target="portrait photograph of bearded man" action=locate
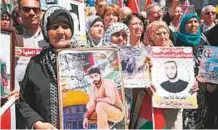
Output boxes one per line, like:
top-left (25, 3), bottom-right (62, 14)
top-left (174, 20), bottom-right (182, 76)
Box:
top-left (160, 61), bottom-right (188, 93)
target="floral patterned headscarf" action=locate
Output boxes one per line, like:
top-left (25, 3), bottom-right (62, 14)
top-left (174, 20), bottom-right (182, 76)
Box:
top-left (144, 21), bottom-right (173, 47)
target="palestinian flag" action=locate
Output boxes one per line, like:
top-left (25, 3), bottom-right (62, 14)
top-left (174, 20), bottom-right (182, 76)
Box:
top-left (127, 0), bottom-right (140, 13)
top-left (135, 95), bottom-right (166, 129)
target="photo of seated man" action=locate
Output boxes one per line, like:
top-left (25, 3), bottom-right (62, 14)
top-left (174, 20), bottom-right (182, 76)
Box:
top-left (83, 67), bottom-right (124, 129)
top-left (160, 61), bottom-right (188, 93)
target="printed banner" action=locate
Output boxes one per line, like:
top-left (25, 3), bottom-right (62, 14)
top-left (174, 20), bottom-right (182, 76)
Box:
top-left (199, 46), bottom-right (218, 84)
top-left (151, 47), bottom-right (197, 109)
top-left (15, 47), bottom-right (41, 82)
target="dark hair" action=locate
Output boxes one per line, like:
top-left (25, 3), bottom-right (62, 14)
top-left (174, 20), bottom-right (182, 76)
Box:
top-left (11, 7), bottom-right (20, 25)
top-left (165, 0), bottom-right (183, 8)
top-left (87, 67), bottom-right (101, 75)
top-left (18, 0), bottom-right (40, 9)
top-left (124, 13), bottom-right (145, 42)
top-left (165, 61), bottom-right (178, 69)
top-left (1, 11), bottom-right (11, 20)
top-left (124, 13), bottom-right (144, 26)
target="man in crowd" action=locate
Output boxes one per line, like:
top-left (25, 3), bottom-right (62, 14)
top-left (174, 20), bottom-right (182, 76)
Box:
top-left (120, 6), bottom-right (132, 22)
top-left (160, 61), bottom-right (188, 93)
top-left (146, 3), bottom-right (163, 23)
top-left (18, 0), bottom-right (45, 47)
top-left (83, 67), bottom-right (124, 129)
top-left (16, 0), bottom-right (48, 83)
top-left (15, 0), bottom-right (48, 128)
top-left (201, 5), bottom-right (217, 32)
top-left (95, 0), bottom-right (107, 17)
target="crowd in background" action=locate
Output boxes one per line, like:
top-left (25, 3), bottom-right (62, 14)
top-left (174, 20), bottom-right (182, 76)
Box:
top-left (1, 0), bottom-right (218, 129)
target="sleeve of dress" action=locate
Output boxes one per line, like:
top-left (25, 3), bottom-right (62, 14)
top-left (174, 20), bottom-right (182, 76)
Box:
top-left (16, 59), bottom-right (44, 128)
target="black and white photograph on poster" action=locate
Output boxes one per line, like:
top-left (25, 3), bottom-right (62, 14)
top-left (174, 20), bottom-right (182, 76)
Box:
top-left (157, 60), bottom-right (191, 94)
top-left (59, 0), bottom-right (86, 41)
top-left (57, 48), bottom-right (126, 129)
top-left (151, 47), bottom-right (197, 109)
top-left (160, 61), bottom-right (188, 93)
top-left (120, 47), bottom-right (151, 88)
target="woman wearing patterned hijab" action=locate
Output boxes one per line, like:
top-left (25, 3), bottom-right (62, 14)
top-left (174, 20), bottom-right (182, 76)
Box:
top-left (103, 22), bottom-right (130, 46)
top-left (17, 6), bottom-right (79, 129)
top-left (144, 20), bottom-right (173, 47)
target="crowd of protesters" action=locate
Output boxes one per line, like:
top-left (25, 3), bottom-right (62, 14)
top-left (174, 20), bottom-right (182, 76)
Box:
top-left (1, 0), bottom-right (218, 129)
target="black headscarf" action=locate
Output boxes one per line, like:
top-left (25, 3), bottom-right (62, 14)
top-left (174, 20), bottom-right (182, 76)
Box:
top-left (41, 6), bottom-right (74, 43)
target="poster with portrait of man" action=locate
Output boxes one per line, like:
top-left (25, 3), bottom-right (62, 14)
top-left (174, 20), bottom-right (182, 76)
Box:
top-left (120, 47), bottom-right (151, 88)
top-left (151, 47), bottom-right (197, 109)
top-left (198, 46), bottom-right (218, 84)
top-left (57, 48), bottom-right (126, 129)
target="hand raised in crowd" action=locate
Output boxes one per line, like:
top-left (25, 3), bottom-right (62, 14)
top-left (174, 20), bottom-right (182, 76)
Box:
top-left (83, 117), bottom-right (89, 129)
top-left (33, 121), bottom-right (57, 129)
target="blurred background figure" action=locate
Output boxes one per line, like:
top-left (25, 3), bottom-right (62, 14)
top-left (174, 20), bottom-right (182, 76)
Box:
top-left (120, 6), bottom-right (132, 22)
top-left (95, 0), bottom-right (107, 17)
top-left (11, 6), bottom-right (23, 34)
top-left (102, 4), bottom-right (120, 29)
top-left (146, 4), bottom-right (163, 23)
top-left (1, 11), bottom-right (11, 28)
top-left (163, 0), bottom-right (181, 25)
top-left (169, 6), bottom-right (183, 32)
top-left (85, 6), bottom-right (96, 16)
top-left (201, 5), bottom-right (217, 32)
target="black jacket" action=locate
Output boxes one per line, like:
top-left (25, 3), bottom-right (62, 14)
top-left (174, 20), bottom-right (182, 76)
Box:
top-left (204, 24), bottom-right (218, 46)
top-left (17, 49), bottom-right (57, 128)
